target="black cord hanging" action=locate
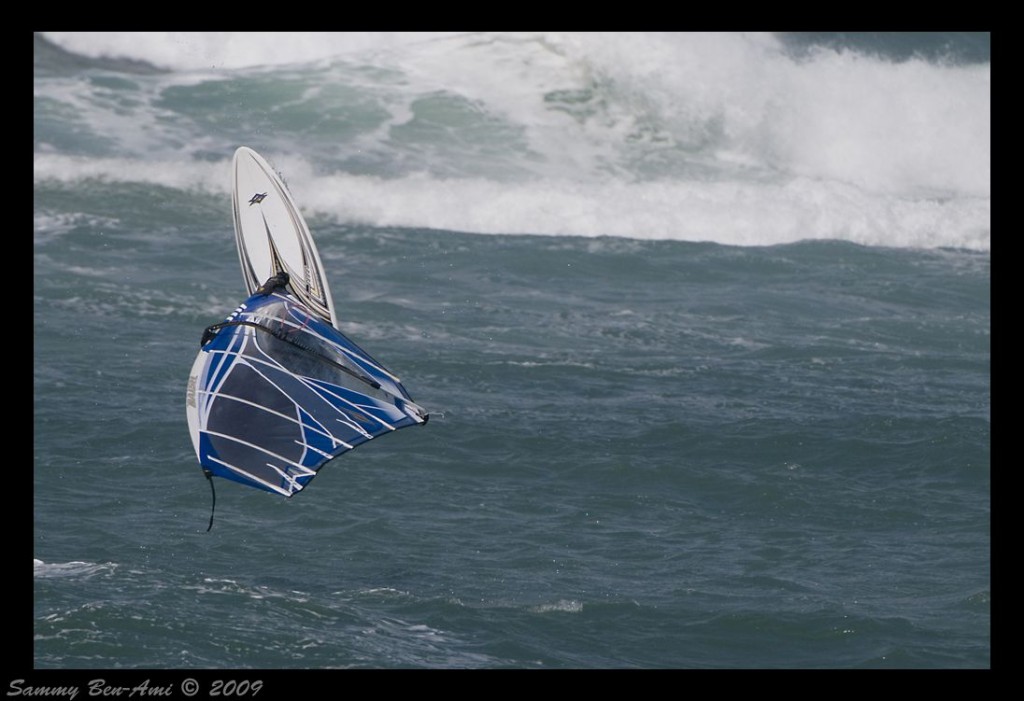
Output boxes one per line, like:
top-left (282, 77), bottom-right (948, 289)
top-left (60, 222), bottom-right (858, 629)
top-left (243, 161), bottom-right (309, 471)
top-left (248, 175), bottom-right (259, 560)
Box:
top-left (204, 470), bottom-right (217, 532)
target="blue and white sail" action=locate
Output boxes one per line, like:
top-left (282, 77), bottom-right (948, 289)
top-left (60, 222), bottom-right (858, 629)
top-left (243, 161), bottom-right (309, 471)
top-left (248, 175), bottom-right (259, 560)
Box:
top-left (186, 281), bottom-right (428, 498)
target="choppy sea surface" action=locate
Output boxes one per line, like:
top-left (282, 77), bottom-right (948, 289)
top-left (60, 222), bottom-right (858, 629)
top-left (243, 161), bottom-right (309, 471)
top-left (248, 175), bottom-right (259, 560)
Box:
top-left (32, 32), bottom-right (990, 672)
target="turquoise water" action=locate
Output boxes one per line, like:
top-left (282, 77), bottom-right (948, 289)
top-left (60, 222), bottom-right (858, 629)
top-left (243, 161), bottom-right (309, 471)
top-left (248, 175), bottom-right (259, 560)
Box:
top-left (32, 32), bottom-right (990, 672)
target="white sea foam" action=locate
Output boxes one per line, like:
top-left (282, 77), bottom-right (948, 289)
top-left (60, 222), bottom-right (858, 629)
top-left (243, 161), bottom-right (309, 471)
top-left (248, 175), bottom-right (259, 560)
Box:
top-left (34, 559), bottom-right (116, 578)
top-left (36, 32), bottom-right (990, 251)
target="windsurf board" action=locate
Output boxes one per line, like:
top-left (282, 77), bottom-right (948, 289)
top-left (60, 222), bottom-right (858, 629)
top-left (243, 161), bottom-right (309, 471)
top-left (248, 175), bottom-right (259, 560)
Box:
top-left (231, 146), bottom-right (339, 329)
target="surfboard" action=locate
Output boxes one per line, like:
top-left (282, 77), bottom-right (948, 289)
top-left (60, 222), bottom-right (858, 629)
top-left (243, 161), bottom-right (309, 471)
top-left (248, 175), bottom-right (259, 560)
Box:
top-left (231, 146), bottom-right (339, 329)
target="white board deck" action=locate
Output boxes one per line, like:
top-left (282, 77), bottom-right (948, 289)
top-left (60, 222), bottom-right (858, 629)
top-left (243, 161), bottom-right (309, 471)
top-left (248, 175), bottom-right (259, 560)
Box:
top-left (231, 147), bottom-right (338, 328)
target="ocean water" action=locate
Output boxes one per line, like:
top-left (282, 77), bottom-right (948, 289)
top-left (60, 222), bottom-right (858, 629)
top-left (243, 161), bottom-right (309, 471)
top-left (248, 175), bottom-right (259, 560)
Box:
top-left (32, 32), bottom-right (989, 672)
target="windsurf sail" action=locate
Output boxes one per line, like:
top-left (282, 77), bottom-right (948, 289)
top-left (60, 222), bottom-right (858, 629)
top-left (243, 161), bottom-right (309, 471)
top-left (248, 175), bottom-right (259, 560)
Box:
top-left (186, 274), bottom-right (428, 519)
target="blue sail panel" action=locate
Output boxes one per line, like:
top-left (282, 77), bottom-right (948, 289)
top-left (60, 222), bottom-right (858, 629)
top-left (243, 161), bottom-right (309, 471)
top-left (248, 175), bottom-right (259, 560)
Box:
top-left (186, 291), bottom-right (427, 497)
